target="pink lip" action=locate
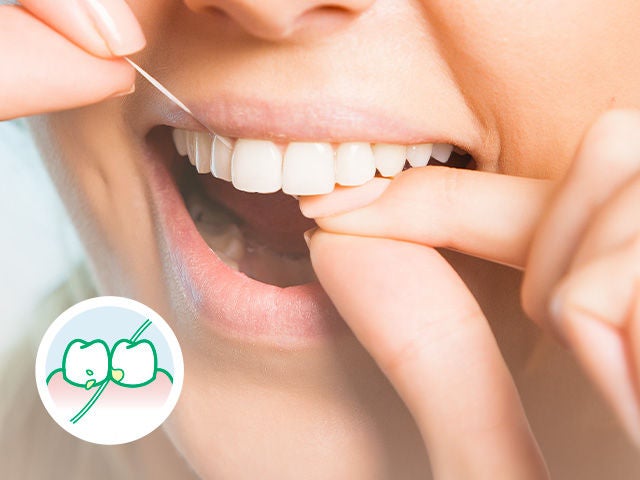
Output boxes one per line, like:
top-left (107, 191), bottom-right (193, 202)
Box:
top-left (142, 94), bottom-right (458, 146)
top-left (147, 154), bottom-right (347, 348)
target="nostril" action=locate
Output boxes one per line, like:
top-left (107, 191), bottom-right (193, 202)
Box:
top-left (185, 1), bottom-right (369, 42)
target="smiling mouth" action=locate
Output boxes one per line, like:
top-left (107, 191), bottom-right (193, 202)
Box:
top-left (162, 127), bottom-right (474, 288)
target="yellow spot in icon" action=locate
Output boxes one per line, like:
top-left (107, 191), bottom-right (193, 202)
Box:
top-left (85, 379), bottom-right (96, 390)
top-left (111, 369), bottom-right (124, 382)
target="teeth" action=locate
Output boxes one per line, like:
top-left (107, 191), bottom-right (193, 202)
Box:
top-left (172, 129), bottom-right (188, 156)
top-left (431, 143), bottom-right (454, 163)
top-left (282, 142), bottom-right (335, 195)
top-left (172, 129), bottom-right (467, 195)
top-left (62, 339), bottom-right (109, 389)
top-left (111, 339), bottom-right (157, 387)
top-left (373, 143), bottom-right (407, 177)
top-left (211, 135), bottom-right (233, 181)
top-left (232, 139), bottom-right (283, 193)
top-left (335, 142), bottom-right (376, 186)
top-left (406, 143), bottom-right (433, 167)
top-left (186, 131), bottom-right (213, 173)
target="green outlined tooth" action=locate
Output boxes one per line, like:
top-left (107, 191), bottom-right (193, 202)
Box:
top-left (62, 339), bottom-right (110, 389)
top-left (110, 339), bottom-right (158, 387)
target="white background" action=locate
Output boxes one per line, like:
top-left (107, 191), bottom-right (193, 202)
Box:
top-left (0, 119), bottom-right (82, 354)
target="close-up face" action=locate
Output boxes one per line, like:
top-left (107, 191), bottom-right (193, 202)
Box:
top-left (27, 0), bottom-right (640, 477)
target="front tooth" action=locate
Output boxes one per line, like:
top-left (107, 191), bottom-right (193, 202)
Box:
top-left (431, 143), bottom-right (454, 163)
top-left (172, 129), bottom-right (188, 156)
top-left (406, 143), bottom-right (433, 167)
top-left (111, 339), bottom-right (157, 387)
top-left (62, 339), bottom-right (109, 389)
top-left (232, 139), bottom-right (282, 193)
top-left (335, 142), bottom-right (376, 186)
top-left (282, 142), bottom-right (335, 195)
top-left (211, 135), bottom-right (233, 181)
top-left (373, 144), bottom-right (407, 177)
top-left (187, 131), bottom-right (213, 173)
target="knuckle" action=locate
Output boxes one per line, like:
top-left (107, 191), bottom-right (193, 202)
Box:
top-left (380, 305), bottom-right (483, 378)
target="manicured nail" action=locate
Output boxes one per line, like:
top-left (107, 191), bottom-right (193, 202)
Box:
top-left (112, 83), bottom-right (136, 98)
top-left (303, 227), bottom-right (318, 248)
top-left (78, 0), bottom-right (147, 56)
top-left (299, 177), bottom-right (391, 219)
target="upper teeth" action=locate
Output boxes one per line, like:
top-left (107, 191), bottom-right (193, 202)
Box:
top-left (172, 129), bottom-right (456, 196)
top-left (62, 339), bottom-right (110, 389)
top-left (111, 339), bottom-right (157, 387)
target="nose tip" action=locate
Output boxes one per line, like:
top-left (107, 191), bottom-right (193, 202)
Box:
top-left (184, 0), bottom-right (375, 41)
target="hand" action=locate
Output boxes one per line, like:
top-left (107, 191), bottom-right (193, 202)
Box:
top-left (300, 109), bottom-right (640, 477)
top-left (0, 0), bottom-right (146, 120)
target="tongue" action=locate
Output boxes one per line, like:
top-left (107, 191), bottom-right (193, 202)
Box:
top-left (198, 176), bottom-right (316, 255)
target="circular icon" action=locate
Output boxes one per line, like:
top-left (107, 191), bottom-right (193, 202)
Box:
top-left (35, 296), bottom-right (184, 445)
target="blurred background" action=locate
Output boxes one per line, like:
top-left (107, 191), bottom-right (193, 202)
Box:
top-left (0, 119), bottom-right (83, 354)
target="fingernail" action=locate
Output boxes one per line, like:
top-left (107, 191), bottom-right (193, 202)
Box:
top-left (303, 227), bottom-right (318, 248)
top-left (112, 83), bottom-right (136, 98)
top-left (78, 0), bottom-right (147, 56)
top-left (299, 177), bottom-right (391, 219)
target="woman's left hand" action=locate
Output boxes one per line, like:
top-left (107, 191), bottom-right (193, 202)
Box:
top-left (300, 109), bottom-right (640, 475)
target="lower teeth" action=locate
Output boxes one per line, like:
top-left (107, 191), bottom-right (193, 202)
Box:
top-left (186, 191), bottom-right (317, 287)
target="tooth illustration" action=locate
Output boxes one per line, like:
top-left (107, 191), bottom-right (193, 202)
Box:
top-left (110, 339), bottom-right (157, 387)
top-left (62, 339), bottom-right (110, 390)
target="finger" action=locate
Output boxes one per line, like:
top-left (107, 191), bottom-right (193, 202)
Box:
top-left (522, 110), bottom-right (640, 328)
top-left (20, 0), bottom-right (146, 58)
top-left (551, 238), bottom-right (640, 446)
top-left (300, 168), bottom-right (554, 270)
top-left (570, 173), bottom-right (640, 270)
top-left (308, 231), bottom-right (549, 479)
top-left (0, 6), bottom-right (136, 120)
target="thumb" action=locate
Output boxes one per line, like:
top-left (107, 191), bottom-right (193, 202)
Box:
top-left (300, 167), bottom-right (554, 270)
top-left (308, 230), bottom-right (548, 479)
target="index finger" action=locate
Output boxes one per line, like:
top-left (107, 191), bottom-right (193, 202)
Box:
top-left (308, 231), bottom-right (549, 478)
top-left (20, 0), bottom-right (146, 58)
top-left (300, 167), bottom-right (554, 270)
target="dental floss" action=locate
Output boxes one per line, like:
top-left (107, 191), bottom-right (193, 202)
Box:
top-left (124, 57), bottom-right (232, 148)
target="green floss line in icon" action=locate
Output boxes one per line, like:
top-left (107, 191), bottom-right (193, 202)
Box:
top-left (45, 319), bottom-right (173, 424)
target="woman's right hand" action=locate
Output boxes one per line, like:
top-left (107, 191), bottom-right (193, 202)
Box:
top-left (0, 0), bottom-right (145, 121)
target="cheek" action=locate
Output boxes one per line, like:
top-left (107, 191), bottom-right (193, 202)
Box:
top-left (424, 0), bottom-right (640, 179)
top-left (28, 110), bottom-right (165, 299)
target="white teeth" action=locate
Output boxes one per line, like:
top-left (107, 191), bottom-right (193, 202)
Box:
top-left (431, 143), bottom-right (454, 163)
top-left (282, 142), bottom-right (335, 195)
top-left (62, 340), bottom-right (109, 389)
top-left (203, 224), bottom-right (245, 263)
top-left (172, 129), bottom-right (188, 156)
top-left (211, 135), bottom-right (233, 181)
top-left (232, 139), bottom-right (283, 193)
top-left (174, 129), bottom-right (467, 195)
top-left (111, 339), bottom-right (157, 387)
top-left (406, 143), bottom-right (433, 168)
top-left (186, 131), bottom-right (213, 173)
top-left (373, 143), bottom-right (407, 177)
top-left (335, 142), bottom-right (376, 186)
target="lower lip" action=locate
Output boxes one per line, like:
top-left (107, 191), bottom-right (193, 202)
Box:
top-left (148, 154), bottom-right (348, 348)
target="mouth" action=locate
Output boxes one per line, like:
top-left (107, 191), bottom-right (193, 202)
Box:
top-left (145, 120), bottom-right (474, 346)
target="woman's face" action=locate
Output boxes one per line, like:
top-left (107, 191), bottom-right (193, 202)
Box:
top-left (31, 0), bottom-right (640, 477)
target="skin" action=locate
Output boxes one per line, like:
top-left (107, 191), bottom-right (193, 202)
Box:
top-left (2, 0), bottom-right (640, 478)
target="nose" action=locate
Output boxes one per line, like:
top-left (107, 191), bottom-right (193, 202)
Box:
top-left (183, 0), bottom-right (375, 41)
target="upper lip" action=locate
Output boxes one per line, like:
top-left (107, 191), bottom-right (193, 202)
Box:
top-left (134, 91), bottom-right (478, 153)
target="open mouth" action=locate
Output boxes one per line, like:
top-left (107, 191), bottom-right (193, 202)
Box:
top-left (168, 128), bottom-right (474, 288)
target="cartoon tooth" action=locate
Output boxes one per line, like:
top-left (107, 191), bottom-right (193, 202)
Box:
top-left (62, 339), bottom-right (110, 389)
top-left (110, 339), bottom-right (157, 387)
